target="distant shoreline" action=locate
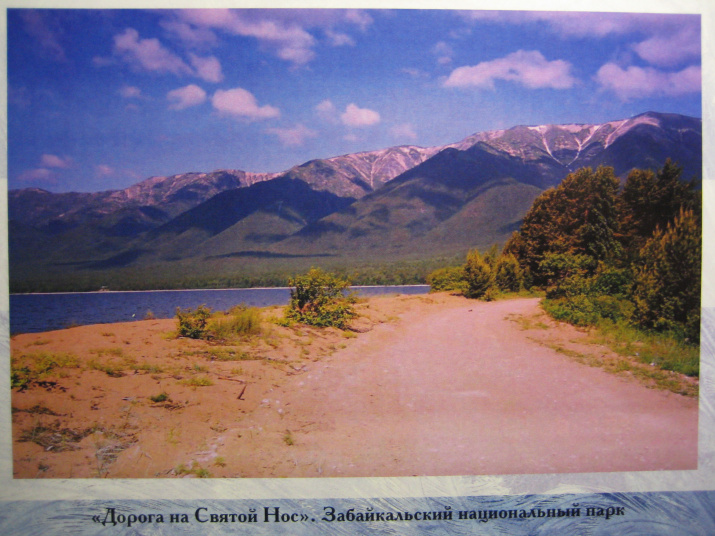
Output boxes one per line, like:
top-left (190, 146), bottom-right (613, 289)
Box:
top-left (10, 284), bottom-right (430, 297)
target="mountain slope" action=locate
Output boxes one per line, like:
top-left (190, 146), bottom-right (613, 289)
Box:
top-left (113, 177), bottom-right (354, 265)
top-left (280, 145), bottom-right (442, 199)
top-left (9, 169), bottom-right (277, 232)
top-left (274, 112), bottom-right (701, 258)
top-left (9, 111), bottom-right (702, 290)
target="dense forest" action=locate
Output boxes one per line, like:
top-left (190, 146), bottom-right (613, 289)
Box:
top-left (430, 159), bottom-right (701, 349)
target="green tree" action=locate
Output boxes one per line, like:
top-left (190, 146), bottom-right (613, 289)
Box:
top-left (631, 207), bottom-right (701, 342)
top-left (463, 249), bottom-right (493, 299)
top-left (427, 265), bottom-right (467, 293)
top-left (494, 253), bottom-right (522, 292)
top-left (509, 166), bottom-right (620, 285)
top-left (618, 159), bottom-right (699, 257)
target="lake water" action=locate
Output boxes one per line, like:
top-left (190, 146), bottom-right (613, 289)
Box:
top-left (9, 285), bottom-right (430, 334)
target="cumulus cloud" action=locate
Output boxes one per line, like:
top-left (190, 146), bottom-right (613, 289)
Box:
top-left (444, 50), bottom-right (576, 90)
top-left (390, 123), bottom-right (418, 141)
top-left (40, 154), bottom-right (72, 168)
top-left (212, 87), bottom-right (280, 120)
top-left (266, 124), bottom-right (317, 146)
top-left (633, 25), bottom-right (701, 67)
top-left (341, 103), bottom-right (380, 127)
top-left (113, 28), bottom-right (192, 76)
top-left (189, 54), bottom-right (223, 83)
top-left (595, 63), bottom-right (701, 101)
top-left (167, 84), bottom-right (207, 110)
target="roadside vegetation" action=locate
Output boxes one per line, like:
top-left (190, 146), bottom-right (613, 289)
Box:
top-left (284, 268), bottom-right (357, 329)
top-left (429, 160), bottom-right (701, 380)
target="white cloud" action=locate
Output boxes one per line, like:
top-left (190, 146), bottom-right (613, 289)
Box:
top-left (444, 50), bottom-right (576, 90)
top-left (462, 11), bottom-right (664, 38)
top-left (345, 10), bottom-right (373, 32)
top-left (96, 164), bottom-right (115, 177)
top-left (168, 84), bottom-right (207, 110)
top-left (266, 124), bottom-right (317, 146)
top-left (119, 85), bottom-right (142, 99)
top-left (390, 123), bottom-right (418, 141)
top-left (325, 29), bottom-right (355, 47)
top-left (160, 19), bottom-right (218, 48)
top-left (595, 63), bottom-right (701, 101)
top-left (460, 11), bottom-right (700, 68)
top-left (163, 9), bottom-right (374, 67)
top-left (315, 99), bottom-right (336, 115)
top-left (314, 99), bottom-right (340, 124)
top-left (17, 167), bottom-right (56, 185)
top-left (633, 25), bottom-right (700, 67)
top-left (189, 54), bottom-right (224, 83)
top-left (173, 10), bottom-right (316, 67)
top-left (92, 56), bottom-right (114, 67)
top-left (433, 41), bottom-right (453, 65)
top-left (19, 10), bottom-right (66, 62)
top-left (113, 28), bottom-right (192, 76)
top-left (341, 103), bottom-right (380, 127)
top-left (40, 154), bottom-right (72, 168)
top-left (402, 67), bottom-right (429, 79)
top-left (212, 87), bottom-right (280, 120)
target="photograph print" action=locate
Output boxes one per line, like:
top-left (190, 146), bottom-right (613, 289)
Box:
top-left (7, 8), bottom-right (702, 479)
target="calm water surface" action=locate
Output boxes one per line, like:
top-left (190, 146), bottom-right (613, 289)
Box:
top-left (10, 286), bottom-right (430, 334)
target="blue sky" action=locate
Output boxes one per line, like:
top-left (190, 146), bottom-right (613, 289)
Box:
top-left (7, 8), bottom-right (702, 193)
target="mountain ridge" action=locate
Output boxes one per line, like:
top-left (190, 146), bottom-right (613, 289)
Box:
top-left (9, 111), bottom-right (702, 291)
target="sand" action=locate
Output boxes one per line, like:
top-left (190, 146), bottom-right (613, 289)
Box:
top-left (10, 293), bottom-right (698, 478)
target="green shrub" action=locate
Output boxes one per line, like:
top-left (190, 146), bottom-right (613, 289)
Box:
top-left (180, 376), bottom-right (214, 387)
top-left (543, 294), bottom-right (634, 327)
top-left (427, 265), bottom-right (466, 293)
top-left (463, 250), bottom-right (493, 299)
top-left (176, 305), bottom-right (212, 339)
top-left (591, 295), bottom-right (634, 323)
top-left (543, 295), bottom-right (599, 326)
top-left (286, 268), bottom-right (357, 329)
top-left (149, 392), bottom-right (169, 403)
top-left (590, 265), bottom-right (633, 298)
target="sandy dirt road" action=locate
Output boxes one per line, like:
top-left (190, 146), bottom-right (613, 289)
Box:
top-left (228, 296), bottom-right (698, 477)
top-left (12, 294), bottom-right (698, 478)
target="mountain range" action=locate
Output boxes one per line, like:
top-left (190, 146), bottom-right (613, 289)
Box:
top-left (9, 111), bottom-right (702, 291)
